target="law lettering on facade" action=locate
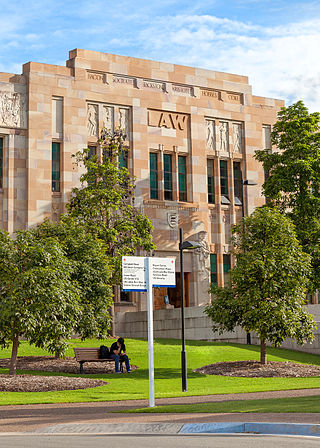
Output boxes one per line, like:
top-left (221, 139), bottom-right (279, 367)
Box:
top-left (148, 110), bottom-right (188, 131)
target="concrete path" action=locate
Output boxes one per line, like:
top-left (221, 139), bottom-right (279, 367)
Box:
top-left (0, 388), bottom-right (320, 433)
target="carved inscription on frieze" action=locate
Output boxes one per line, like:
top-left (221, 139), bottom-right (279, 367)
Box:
top-left (228, 93), bottom-right (241, 103)
top-left (201, 89), bottom-right (220, 99)
top-left (172, 85), bottom-right (192, 96)
top-left (87, 72), bottom-right (104, 81)
top-left (143, 80), bottom-right (164, 91)
top-left (201, 89), bottom-right (243, 104)
top-left (0, 92), bottom-right (27, 128)
top-left (113, 76), bottom-right (135, 85)
top-left (148, 110), bottom-right (188, 131)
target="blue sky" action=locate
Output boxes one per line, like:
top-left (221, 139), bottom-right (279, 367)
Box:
top-left (1, 0), bottom-right (320, 110)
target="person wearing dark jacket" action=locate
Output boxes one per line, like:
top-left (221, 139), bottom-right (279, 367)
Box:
top-left (109, 337), bottom-right (131, 373)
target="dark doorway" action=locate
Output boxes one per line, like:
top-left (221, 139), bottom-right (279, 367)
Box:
top-left (168, 272), bottom-right (189, 308)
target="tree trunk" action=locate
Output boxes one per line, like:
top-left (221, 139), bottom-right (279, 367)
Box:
top-left (110, 285), bottom-right (116, 337)
top-left (260, 338), bottom-right (267, 364)
top-left (9, 335), bottom-right (19, 376)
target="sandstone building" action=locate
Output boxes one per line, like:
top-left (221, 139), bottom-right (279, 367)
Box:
top-left (0, 49), bottom-right (285, 313)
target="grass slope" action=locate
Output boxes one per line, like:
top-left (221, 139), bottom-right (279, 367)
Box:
top-left (0, 338), bottom-right (320, 406)
top-left (126, 395), bottom-right (320, 414)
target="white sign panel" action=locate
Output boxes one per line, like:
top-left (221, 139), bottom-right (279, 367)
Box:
top-left (122, 256), bottom-right (176, 291)
top-left (151, 257), bottom-right (175, 287)
top-left (122, 256), bottom-right (147, 291)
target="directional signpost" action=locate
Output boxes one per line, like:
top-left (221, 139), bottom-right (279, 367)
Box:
top-left (122, 256), bottom-right (175, 407)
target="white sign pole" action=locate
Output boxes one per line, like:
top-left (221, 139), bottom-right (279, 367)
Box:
top-left (122, 255), bottom-right (175, 409)
top-left (146, 256), bottom-right (155, 407)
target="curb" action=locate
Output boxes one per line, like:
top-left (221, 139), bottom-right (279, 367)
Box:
top-left (27, 422), bottom-right (320, 437)
top-left (180, 422), bottom-right (320, 437)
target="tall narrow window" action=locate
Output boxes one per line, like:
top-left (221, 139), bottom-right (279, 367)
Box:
top-left (150, 153), bottom-right (158, 199)
top-left (0, 138), bottom-right (3, 189)
top-left (223, 254), bottom-right (231, 285)
top-left (87, 146), bottom-right (97, 186)
top-left (119, 149), bottom-right (128, 169)
top-left (220, 160), bottom-right (230, 204)
top-left (210, 254), bottom-right (217, 285)
top-left (207, 159), bottom-right (215, 204)
top-left (52, 142), bottom-right (61, 192)
top-left (164, 153), bottom-right (173, 200)
top-left (233, 161), bottom-right (242, 205)
top-left (88, 145), bottom-right (97, 160)
top-left (262, 125), bottom-right (271, 150)
top-left (178, 156), bottom-right (187, 201)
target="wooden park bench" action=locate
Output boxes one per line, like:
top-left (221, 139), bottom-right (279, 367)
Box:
top-left (73, 347), bottom-right (123, 374)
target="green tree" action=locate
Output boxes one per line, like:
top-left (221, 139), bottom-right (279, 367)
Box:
top-left (255, 101), bottom-right (320, 290)
top-left (67, 129), bottom-right (155, 286)
top-left (0, 229), bottom-right (80, 375)
top-left (31, 218), bottom-right (113, 340)
top-left (205, 207), bottom-right (316, 364)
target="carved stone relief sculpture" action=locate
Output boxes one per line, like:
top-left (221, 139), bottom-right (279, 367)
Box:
top-left (205, 119), bottom-right (215, 150)
top-left (87, 104), bottom-right (98, 136)
top-left (194, 230), bottom-right (210, 274)
top-left (0, 92), bottom-right (27, 128)
top-left (192, 230), bottom-right (211, 304)
top-left (119, 108), bottom-right (129, 136)
top-left (233, 123), bottom-right (242, 153)
top-left (167, 211), bottom-right (178, 228)
top-left (103, 106), bottom-right (114, 131)
top-left (218, 121), bottom-right (229, 152)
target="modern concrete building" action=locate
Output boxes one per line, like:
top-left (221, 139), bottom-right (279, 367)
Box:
top-left (0, 48), bottom-right (287, 315)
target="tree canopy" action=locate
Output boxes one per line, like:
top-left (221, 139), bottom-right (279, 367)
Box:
top-left (0, 219), bottom-right (113, 375)
top-left (31, 218), bottom-right (113, 340)
top-left (0, 228), bottom-right (80, 375)
top-left (255, 100), bottom-right (320, 290)
top-left (205, 207), bottom-right (316, 364)
top-left (67, 129), bottom-right (155, 285)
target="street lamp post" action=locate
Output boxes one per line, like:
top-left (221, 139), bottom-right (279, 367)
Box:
top-left (179, 228), bottom-right (201, 392)
top-left (241, 179), bottom-right (257, 345)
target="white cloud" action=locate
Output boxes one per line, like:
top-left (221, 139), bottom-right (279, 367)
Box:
top-left (134, 14), bottom-right (320, 111)
top-left (1, 2), bottom-right (320, 111)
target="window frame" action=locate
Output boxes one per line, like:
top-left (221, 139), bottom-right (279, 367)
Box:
top-left (207, 158), bottom-right (215, 204)
top-left (52, 142), bottom-right (61, 193)
top-left (210, 253), bottom-right (217, 285)
top-left (220, 160), bottom-right (230, 204)
top-left (163, 153), bottom-right (173, 201)
top-left (223, 254), bottom-right (231, 285)
top-left (233, 161), bottom-right (242, 205)
top-left (178, 155), bottom-right (187, 202)
top-left (149, 152), bottom-right (159, 200)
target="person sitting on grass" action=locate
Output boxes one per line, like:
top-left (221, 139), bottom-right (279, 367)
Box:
top-left (110, 337), bottom-right (131, 373)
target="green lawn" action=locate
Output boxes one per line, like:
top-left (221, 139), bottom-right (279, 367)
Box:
top-left (125, 395), bottom-right (320, 414)
top-left (0, 338), bottom-right (320, 406)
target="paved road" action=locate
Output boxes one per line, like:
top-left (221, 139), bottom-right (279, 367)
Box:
top-left (0, 434), bottom-right (319, 448)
